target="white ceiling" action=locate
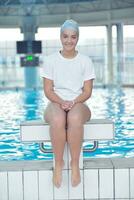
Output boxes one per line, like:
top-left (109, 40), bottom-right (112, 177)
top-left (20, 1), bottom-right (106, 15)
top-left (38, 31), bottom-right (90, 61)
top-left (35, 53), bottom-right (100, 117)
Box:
top-left (0, 0), bottom-right (134, 28)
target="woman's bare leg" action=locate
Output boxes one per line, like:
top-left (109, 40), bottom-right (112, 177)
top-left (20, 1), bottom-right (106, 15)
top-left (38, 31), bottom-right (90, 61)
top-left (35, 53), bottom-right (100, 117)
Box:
top-left (67, 103), bottom-right (91, 187)
top-left (44, 103), bottom-right (66, 188)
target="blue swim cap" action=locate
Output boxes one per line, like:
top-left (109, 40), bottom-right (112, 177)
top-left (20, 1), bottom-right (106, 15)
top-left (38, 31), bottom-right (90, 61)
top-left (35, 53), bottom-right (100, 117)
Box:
top-left (60, 19), bottom-right (79, 35)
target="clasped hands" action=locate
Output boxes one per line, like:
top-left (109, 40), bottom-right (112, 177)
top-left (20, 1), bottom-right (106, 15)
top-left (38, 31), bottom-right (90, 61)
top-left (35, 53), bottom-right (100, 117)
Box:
top-left (61, 100), bottom-right (75, 111)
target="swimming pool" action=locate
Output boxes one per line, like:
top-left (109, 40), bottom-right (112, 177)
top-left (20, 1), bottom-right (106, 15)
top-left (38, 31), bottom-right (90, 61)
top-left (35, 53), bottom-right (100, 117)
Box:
top-left (0, 87), bottom-right (134, 160)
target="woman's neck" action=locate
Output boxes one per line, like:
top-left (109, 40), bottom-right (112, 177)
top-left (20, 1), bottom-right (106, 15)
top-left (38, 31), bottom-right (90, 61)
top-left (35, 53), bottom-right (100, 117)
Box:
top-left (60, 50), bottom-right (78, 59)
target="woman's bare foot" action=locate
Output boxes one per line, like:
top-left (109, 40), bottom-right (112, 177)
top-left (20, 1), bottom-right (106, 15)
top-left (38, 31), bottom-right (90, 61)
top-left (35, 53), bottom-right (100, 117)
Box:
top-left (70, 161), bottom-right (81, 187)
top-left (53, 160), bottom-right (64, 188)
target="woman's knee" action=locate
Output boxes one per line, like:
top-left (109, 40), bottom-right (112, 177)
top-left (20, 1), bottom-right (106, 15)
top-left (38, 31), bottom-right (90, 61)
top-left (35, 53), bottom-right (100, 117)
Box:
top-left (67, 112), bottom-right (83, 127)
top-left (67, 104), bottom-right (91, 127)
top-left (51, 114), bottom-right (66, 127)
top-left (45, 103), bottom-right (66, 126)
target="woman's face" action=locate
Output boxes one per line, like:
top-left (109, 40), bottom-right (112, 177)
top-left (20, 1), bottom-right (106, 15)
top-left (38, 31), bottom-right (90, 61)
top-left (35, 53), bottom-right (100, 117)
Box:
top-left (60, 29), bottom-right (79, 52)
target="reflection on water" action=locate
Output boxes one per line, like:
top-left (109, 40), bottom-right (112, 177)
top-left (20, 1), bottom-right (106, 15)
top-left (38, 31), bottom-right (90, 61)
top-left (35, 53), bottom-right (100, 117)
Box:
top-left (0, 87), bottom-right (134, 160)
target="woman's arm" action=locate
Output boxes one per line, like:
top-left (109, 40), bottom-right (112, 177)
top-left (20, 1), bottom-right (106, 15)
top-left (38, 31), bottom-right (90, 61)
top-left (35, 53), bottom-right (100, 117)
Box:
top-left (73, 79), bottom-right (93, 104)
top-left (43, 78), bottom-right (74, 110)
top-left (43, 78), bottom-right (63, 104)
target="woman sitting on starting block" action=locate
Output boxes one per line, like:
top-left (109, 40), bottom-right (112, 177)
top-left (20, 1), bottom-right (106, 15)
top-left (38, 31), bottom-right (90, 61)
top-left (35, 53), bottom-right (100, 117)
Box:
top-left (42, 19), bottom-right (95, 188)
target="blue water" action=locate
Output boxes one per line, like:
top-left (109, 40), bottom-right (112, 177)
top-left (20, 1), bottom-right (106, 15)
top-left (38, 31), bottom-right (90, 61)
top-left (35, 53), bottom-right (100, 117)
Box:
top-left (0, 87), bottom-right (134, 161)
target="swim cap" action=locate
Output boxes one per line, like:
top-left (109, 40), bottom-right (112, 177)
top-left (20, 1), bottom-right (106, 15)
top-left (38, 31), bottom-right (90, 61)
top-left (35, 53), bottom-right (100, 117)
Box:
top-left (60, 19), bottom-right (79, 35)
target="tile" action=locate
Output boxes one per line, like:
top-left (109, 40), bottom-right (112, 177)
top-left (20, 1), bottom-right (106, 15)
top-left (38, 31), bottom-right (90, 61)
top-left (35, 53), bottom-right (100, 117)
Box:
top-left (69, 170), bottom-right (83, 199)
top-left (23, 171), bottom-right (38, 200)
top-left (39, 170), bottom-right (53, 200)
top-left (84, 158), bottom-right (113, 169)
top-left (0, 160), bottom-right (53, 171)
top-left (130, 168), bottom-right (134, 198)
top-left (111, 158), bottom-right (134, 168)
top-left (99, 169), bottom-right (114, 199)
top-left (115, 169), bottom-right (129, 199)
top-left (0, 172), bottom-right (8, 200)
top-left (8, 171), bottom-right (23, 200)
top-left (54, 170), bottom-right (68, 200)
top-left (84, 169), bottom-right (98, 199)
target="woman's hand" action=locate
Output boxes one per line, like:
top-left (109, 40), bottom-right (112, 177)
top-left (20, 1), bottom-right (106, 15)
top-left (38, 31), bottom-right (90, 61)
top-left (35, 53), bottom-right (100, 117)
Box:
top-left (61, 100), bottom-right (75, 111)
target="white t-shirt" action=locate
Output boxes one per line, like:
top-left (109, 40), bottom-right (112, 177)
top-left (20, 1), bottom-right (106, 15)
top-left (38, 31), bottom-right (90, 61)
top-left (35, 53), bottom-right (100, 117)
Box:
top-left (42, 52), bottom-right (95, 101)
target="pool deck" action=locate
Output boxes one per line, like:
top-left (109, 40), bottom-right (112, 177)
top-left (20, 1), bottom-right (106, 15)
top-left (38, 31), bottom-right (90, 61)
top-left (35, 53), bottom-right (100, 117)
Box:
top-left (0, 157), bottom-right (134, 170)
top-left (0, 157), bottom-right (134, 200)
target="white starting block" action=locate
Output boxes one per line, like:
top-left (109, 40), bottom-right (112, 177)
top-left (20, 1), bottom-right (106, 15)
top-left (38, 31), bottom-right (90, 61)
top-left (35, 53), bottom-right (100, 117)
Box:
top-left (20, 119), bottom-right (114, 142)
top-left (20, 119), bottom-right (114, 199)
top-left (20, 119), bottom-right (114, 168)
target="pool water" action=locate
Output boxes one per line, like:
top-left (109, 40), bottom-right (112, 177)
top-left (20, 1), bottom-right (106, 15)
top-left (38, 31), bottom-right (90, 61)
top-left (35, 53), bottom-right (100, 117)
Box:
top-left (0, 87), bottom-right (134, 160)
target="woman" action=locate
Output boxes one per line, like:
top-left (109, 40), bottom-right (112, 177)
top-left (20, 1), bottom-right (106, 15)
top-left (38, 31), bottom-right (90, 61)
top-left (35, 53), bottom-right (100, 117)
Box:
top-left (42, 19), bottom-right (95, 188)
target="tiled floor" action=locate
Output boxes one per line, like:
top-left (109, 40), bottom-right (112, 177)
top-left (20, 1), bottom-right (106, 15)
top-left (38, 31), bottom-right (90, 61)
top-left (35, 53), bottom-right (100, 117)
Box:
top-left (0, 158), bottom-right (134, 200)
